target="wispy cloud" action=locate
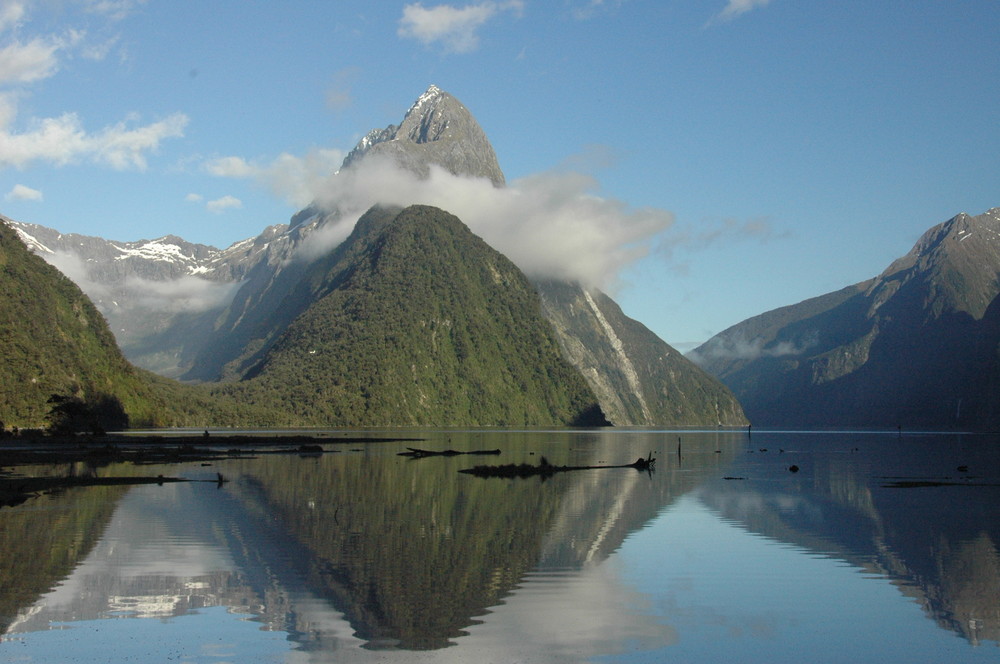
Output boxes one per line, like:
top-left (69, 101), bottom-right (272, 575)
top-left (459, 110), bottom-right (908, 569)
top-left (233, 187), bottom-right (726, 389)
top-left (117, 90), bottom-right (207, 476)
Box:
top-left (0, 1), bottom-right (27, 33)
top-left (398, 1), bottom-right (524, 54)
top-left (45, 249), bottom-right (241, 314)
top-left (0, 106), bottom-right (188, 170)
top-left (83, 0), bottom-right (149, 22)
top-left (0, 1), bottom-right (185, 170)
top-left (688, 330), bottom-right (817, 365)
top-left (206, 195), bottom-right (242, 213)
top-left (205, 148), bottom-right (345, 208)
top-left (570, 0), bottom-right (625, 21)
top-left (0, 36), bottom-right (62, 84)
top-left (5, 183), bottom-right (41, 201)
top-left (288, 154), bottom-right (673, 290)
top-left (325, 66), bottom-right (360, 112)
top-left (708, 0), bottom-right (772, 25)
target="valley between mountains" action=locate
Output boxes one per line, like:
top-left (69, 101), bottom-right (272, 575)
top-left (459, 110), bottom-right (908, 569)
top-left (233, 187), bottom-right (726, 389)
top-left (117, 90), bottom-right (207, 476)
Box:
top-left (2, 86), bottom-right (997, 431)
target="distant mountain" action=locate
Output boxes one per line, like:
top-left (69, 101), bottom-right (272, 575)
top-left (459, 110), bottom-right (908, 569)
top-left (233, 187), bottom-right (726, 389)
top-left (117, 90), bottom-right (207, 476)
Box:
top-left (0, 218), bottom-right (187, 428)
top-left (6, 85), bottom-right (746, 427)
top-left (213, 204), bottom-right (608, 427)
top-left (8, 219), bottom-right (282, 377)
top-left (693, 208), bottom-right (1000, 430)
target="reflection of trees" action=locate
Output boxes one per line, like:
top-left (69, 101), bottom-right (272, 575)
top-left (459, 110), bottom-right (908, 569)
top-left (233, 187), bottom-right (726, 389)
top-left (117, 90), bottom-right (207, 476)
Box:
top-left (227, 449), bottom-right (566, 649)
top-left (697, 437), bottom-right (1000, 646)
top-left (225, 431), bottom-right (731, 650)
top-left (0, 480), bottom-right (127, 632)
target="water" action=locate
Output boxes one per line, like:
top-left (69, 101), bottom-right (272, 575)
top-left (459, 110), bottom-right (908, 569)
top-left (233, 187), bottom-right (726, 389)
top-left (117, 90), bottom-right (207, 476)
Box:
top-left (1, 429), bottom-right (998, 662)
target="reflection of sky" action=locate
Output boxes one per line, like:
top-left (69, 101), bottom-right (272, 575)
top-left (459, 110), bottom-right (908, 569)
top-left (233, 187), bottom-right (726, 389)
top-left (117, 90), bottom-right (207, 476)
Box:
top-left (3, 607), bottom-right (291, 663)
top-left (610, 494), bottom-right (990, 664)
top-left (4, 460), bottom-right (998, 663)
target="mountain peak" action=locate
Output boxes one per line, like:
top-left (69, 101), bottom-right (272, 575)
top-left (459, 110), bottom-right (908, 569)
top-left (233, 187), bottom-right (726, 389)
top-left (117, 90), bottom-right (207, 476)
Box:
top-left (341, 86), bottom-right (505, 186)
top-left (407, 84), bottom-right (445, 115)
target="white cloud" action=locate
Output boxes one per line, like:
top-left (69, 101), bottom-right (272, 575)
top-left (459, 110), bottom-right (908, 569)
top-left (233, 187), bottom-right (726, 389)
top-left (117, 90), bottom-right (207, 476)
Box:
top-left (83, 0), bottom-right (148, 21)
top-left (0, 109), bottom-right (188, 170)
top-left (124, 273), bottom-right (242, 313)
top-left (44, 249), bottom-right (241, 314)
top-left (302, 154), bottom-right (673, 290)
top-left (570, 0), bottom-right (625, 21)
top-left (206, 148), bottom-right (345, 208)
top-left (0, 37), bottom-right (61, 84)
top-left (710, 0), bottom-right (772, 24)
top-left (688, 330), bottom-right (817, 365)
top-left (398, 1), bottom-right (524, 54)
top-left (0, 1), bottom-right (27, 33)
top-left (5, 182), bottom-right (41, 200)
top-left (206, 195), bottom-right (242, 213)
top-left (206, 155), bottom-right (256, 178)
top-left (184, 192), bottom-right (203, 203)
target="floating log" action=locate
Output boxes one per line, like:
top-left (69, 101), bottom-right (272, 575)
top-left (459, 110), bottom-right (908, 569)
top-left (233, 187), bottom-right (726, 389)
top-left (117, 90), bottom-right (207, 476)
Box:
top-left (398, 447), bottom-right (501, 458)
top-left (459, 453), bottom-right (655, 478)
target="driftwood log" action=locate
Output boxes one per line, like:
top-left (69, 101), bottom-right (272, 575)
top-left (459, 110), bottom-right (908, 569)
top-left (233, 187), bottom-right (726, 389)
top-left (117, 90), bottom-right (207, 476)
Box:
top-left (459, 452), bottom-right (655, 478)
top-left (398, 447), bottom-right (501, 458)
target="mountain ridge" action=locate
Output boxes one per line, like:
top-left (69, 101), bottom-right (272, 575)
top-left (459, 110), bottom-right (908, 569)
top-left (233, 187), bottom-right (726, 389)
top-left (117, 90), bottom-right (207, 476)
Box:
top-left (4, 85), bottom-right (746, 427)
top-left (694, 207), bottom-right (1000, 430)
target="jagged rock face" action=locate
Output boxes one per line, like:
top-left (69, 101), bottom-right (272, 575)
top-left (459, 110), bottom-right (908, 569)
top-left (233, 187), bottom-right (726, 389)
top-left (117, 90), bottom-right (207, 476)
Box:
top-left (536, 280), bottom-right (747, 426)
top-left (341, 85), bottom-right (506, 187)
top-left (694, 208), bottom-right (1000, 430)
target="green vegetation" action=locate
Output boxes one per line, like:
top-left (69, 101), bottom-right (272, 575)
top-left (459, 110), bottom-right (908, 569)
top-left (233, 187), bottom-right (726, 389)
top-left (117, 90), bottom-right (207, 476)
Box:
top-left (0, 220), bottom-right (245, 430)
top-left (214, 205), bottom-right (607, 426)
top-left (0, 221), bottom-right (157, 428)
top-left (1, 208), bottom-right (608, 430)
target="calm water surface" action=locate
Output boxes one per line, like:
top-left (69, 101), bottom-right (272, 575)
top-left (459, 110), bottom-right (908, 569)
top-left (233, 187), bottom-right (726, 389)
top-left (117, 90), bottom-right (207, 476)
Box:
top-left (1, 429), bottom-right (998, 662)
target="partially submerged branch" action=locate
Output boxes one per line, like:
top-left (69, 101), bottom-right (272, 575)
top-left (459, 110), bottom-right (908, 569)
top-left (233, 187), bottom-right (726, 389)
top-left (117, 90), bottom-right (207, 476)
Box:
top-left (459, 452), bottom-right (655, 478)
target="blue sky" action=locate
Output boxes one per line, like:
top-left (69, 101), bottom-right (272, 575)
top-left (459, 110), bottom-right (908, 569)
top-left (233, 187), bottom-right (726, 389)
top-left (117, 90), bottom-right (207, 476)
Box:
top-left (1, 0), bottom-right (998, 349)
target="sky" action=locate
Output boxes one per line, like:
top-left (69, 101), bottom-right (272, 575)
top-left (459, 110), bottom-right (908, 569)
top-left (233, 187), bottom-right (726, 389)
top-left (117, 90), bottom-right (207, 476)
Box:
top-left (0, 0), bottom-right (998, 350)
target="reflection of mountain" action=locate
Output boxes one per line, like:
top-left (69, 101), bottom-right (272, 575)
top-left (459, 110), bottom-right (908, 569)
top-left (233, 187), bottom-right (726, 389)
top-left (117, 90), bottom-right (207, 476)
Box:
top-left (0, 482), bottom-right (126, 632)
top-left (696, 435), bottom-right (1000, 646)
top-left (2, 433), bottom-right (746, 656)
top-left (223, 432), bottom-right (709, 649)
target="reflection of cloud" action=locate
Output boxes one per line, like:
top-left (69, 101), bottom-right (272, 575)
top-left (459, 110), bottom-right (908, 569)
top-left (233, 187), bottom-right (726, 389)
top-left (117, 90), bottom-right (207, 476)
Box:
top-left (282, 560), bottom-right (674, 664)
top-left (398, 1), bottom-right (524, 54)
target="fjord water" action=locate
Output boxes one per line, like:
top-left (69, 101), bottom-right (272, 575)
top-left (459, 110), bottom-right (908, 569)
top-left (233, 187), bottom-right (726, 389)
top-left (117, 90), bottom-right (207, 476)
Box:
top-left (1, 430), bottom-right (998, 663)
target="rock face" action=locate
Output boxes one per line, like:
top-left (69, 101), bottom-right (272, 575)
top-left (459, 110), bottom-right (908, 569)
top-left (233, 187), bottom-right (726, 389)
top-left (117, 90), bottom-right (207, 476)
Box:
top-left (7, 86), bottom-right (746, 427)
top-left (341, 85), bottom-right (505, 187)
top-left (693, 208), bottom-right (1000, 430)
top-left (537, 280), bottom-right (746, 426)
